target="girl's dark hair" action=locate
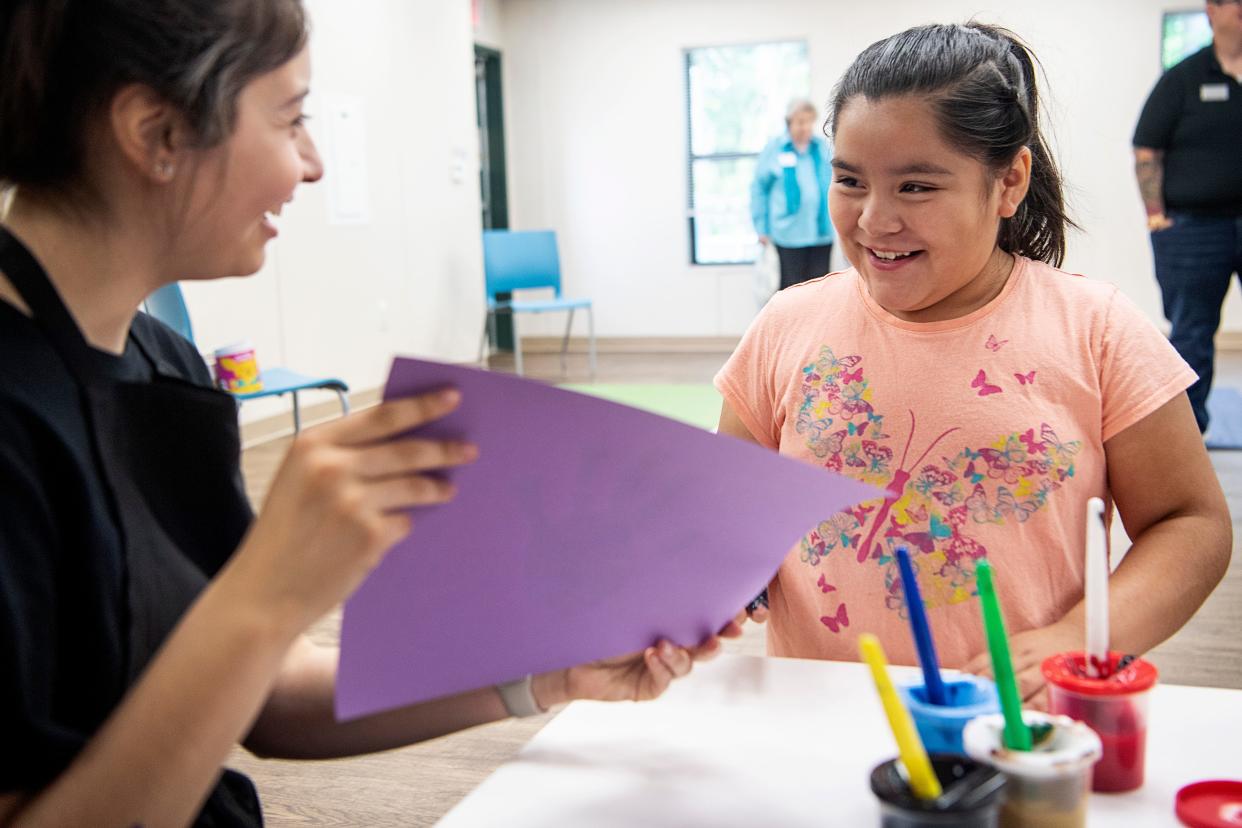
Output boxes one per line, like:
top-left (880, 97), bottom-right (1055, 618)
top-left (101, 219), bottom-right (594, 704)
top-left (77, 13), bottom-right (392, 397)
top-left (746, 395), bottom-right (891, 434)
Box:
top-left (829, 23), bottom-right (1076, 266)
top-left (0, 0), bottom-right (307, 193)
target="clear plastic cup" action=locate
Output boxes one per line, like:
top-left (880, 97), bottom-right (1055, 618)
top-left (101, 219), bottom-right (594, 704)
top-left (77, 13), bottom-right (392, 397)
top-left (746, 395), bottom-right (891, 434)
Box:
top-left (869, 754), bottom-right (1007, 827)
top-left (1041, 651), bottom-right (1158, 794)
top-left (963, 711), bottom-right (1102, 828)
top-left (899, 674), bottom-right (999, 755)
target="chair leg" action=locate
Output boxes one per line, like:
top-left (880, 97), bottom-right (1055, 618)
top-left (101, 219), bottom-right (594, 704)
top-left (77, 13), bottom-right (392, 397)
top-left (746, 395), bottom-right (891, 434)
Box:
top-left (586, 305), bottom-right (597, 381)
top-left (490, 310), bottom-right (501, 370)
top-left (478, 311), bottom-right (490, 366)
top-left (336, 389), bottom-right (350, 417)
top-left (513, 314), bottom-right (523, 377)
top-left (292, 391), bottom-right (302, 434)
top-left (482, 308), bottom-right (499, 368)
top-left (561, 308), bottom-right (576, 377)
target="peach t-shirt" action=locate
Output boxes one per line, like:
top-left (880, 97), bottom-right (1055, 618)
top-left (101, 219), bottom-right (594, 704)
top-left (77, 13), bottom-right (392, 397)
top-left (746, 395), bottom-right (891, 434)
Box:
top-left (715, 257), bottom-right (1195, 667)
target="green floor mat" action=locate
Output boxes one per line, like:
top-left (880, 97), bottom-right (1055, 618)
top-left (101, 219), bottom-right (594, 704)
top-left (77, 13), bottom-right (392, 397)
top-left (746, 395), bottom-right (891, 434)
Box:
top-left (560, 384), bottom-right (721, 431)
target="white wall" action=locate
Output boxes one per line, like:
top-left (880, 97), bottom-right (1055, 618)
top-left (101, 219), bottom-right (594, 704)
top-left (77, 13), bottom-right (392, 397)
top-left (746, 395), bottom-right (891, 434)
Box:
top-left (172, 0), bottom-right (1240, 419)
top-left (498, 0), bottom-right (1233, 338)
top-left (182, 0), bottom-right (486, 422)
top-left (474, 0), bottom-right (507, 49)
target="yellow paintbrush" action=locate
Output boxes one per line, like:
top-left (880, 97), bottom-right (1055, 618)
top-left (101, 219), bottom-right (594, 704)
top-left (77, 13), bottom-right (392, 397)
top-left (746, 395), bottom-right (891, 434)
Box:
top-left (859, 633), bottom-right (943, 800)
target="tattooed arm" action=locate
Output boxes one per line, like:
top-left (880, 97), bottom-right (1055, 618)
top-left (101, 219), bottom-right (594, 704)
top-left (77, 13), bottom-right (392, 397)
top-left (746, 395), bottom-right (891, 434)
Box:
top-left (1133, 147), bottom-right (1173, 231)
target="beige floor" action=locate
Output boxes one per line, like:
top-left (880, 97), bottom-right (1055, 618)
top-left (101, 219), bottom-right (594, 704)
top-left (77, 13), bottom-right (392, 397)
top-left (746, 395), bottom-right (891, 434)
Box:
top-left (229, 349), bottom-right (1242, 826)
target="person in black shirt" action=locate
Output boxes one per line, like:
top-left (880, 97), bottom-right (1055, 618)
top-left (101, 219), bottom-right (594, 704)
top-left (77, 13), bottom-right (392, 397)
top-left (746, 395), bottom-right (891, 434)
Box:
top-left (1133, 0), bottom-right (1242, 434)
top-left (0, 3), bottom-right (738, 826)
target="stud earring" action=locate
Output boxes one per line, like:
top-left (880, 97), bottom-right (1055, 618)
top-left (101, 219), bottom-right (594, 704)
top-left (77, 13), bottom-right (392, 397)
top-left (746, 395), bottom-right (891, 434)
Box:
top-left (155, 160), bottom-right (174, 179)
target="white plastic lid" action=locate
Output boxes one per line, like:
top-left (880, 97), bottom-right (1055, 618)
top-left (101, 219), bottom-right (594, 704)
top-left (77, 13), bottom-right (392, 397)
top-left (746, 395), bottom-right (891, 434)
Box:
top-left (213, 340), bottom-right (255, 358)
top-left (962, 712), bottom-right (1102, 779)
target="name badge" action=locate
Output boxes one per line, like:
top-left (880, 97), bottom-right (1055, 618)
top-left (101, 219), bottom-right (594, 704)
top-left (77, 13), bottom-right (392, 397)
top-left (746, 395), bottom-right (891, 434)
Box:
top-left (778, 151), bottom-right (798, 168)
top-left (1200, 83), bottom-right (1230, 102)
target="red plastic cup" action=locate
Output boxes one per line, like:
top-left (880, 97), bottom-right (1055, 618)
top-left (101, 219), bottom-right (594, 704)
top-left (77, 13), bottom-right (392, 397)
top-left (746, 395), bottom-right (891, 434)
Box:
top-left (1041, 651), bottom-right (1158, 793)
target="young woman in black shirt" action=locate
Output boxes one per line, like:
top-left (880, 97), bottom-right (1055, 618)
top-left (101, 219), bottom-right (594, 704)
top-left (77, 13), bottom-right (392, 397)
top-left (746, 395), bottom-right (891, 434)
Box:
top-left (0, 3), bottom-right (737, 825)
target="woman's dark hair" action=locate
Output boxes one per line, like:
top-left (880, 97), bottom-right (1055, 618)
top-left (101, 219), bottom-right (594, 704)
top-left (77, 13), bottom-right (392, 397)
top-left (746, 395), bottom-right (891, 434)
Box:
top-left (829, 23), bottom-right (1076, 266)
top-left (0, 0), bottom-right (307, 194)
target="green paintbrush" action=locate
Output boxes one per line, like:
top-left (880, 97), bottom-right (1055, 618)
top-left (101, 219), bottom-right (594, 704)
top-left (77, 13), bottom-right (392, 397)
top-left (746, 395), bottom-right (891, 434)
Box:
top-left (976, 559), bottom-right (1032, 751)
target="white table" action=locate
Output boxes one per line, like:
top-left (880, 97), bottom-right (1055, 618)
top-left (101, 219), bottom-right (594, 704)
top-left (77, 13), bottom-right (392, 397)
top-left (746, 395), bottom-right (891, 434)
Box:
top-left (437, 654), bottom-right (1241, 826)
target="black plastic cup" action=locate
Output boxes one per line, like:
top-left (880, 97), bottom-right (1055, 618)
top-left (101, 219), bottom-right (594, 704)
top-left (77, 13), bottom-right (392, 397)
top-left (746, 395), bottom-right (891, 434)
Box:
top-left (870, 754), bottom-right (1007, 827)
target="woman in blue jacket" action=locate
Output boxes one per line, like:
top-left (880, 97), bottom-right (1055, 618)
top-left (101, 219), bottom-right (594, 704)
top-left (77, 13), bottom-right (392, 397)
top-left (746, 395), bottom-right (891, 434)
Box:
top-left (750, 98), bottom-right (836, 289)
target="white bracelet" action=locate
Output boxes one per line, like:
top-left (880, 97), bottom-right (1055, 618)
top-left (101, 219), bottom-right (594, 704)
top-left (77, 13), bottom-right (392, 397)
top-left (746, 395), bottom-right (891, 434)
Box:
top-left (496, 674), bottom-right (547, 718)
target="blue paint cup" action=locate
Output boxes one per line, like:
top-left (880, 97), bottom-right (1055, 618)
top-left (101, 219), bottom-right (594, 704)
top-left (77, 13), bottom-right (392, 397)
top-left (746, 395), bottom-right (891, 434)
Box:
top-left (899, 674), bottom-right (999, 755)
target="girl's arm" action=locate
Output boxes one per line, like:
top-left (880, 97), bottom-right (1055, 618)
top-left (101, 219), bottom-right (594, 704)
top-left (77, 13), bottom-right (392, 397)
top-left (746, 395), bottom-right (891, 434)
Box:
top-left (718, 400), bottom-right (773, 621)
top-left (718, 399), bottom-right (762, 446)
top-left (1077, 391), bottom-right (1230, 653)
top-left (965, 393), bottom-right (1231, 700)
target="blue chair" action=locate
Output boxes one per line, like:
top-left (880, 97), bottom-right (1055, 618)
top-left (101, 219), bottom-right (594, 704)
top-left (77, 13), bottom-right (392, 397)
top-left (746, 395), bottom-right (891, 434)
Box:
top-left (143, 283), bottom-right (350, 433)
top-left (479, 229), bottom-right (596, 379)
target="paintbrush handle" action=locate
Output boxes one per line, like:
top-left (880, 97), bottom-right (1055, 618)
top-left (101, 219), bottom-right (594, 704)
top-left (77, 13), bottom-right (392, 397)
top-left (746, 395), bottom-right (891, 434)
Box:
top-left (1085, 497), bottom-right (1110, 678)
top-left (896, 546), bottom-right (947, 705)
top-left (859, 634), bottom-right (944, 800)
top-left (977, 560), bottom-right (1032, 751)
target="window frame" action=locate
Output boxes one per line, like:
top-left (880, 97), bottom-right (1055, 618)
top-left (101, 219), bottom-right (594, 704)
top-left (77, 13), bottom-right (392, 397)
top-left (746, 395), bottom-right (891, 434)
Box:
top-left (684, 39), bottom-right (810, 267)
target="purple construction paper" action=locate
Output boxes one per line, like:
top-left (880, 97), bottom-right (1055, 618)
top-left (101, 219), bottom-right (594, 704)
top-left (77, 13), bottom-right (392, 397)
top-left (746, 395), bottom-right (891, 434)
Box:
top-left (336, 358), bottom-right (882, 720)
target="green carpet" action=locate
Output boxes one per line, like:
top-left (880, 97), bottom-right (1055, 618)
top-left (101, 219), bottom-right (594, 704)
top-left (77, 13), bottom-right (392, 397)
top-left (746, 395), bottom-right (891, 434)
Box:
top-left (561, 384), bottom-right (721, 431)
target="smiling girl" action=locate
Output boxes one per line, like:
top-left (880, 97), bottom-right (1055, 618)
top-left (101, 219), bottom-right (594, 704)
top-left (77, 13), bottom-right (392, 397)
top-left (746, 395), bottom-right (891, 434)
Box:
top-left (717, 23), bottom-right (1230, 702)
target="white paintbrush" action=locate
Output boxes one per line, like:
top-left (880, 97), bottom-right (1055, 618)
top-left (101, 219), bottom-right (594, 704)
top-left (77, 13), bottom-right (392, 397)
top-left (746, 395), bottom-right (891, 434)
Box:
top-left (1085, 496), bottom-right (1110, 678)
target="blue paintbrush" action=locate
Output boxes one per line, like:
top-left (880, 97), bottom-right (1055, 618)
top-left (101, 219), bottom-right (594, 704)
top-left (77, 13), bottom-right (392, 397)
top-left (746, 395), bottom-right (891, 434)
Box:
top-left (896, 545), bottom-right (947, 705)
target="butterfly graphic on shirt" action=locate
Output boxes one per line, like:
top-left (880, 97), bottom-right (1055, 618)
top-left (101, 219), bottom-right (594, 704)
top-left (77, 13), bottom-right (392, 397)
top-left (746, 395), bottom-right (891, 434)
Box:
top-left (1015, 371), bottom-right (1037, 386)
top-left (793, 346), bottom-right (1082, 629)
top-left (985, 334), bottom-right (1009, 352)
top-left (820, 602), bottom-right (849, 633)
top-left (971, 369), bottom-right (1003, 396)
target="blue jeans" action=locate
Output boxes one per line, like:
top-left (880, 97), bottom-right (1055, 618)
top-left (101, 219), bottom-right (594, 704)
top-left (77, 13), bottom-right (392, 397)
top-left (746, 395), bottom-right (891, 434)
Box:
top-left (1151, 213), bottom-right (1242, 433)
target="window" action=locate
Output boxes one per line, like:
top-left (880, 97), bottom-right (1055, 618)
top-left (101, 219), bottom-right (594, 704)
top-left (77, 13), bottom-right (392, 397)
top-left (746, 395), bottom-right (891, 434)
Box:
top-left (1161, 10), bottom-right (1212, 70)
top-left (685, 41), bottom-right (810, 265)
